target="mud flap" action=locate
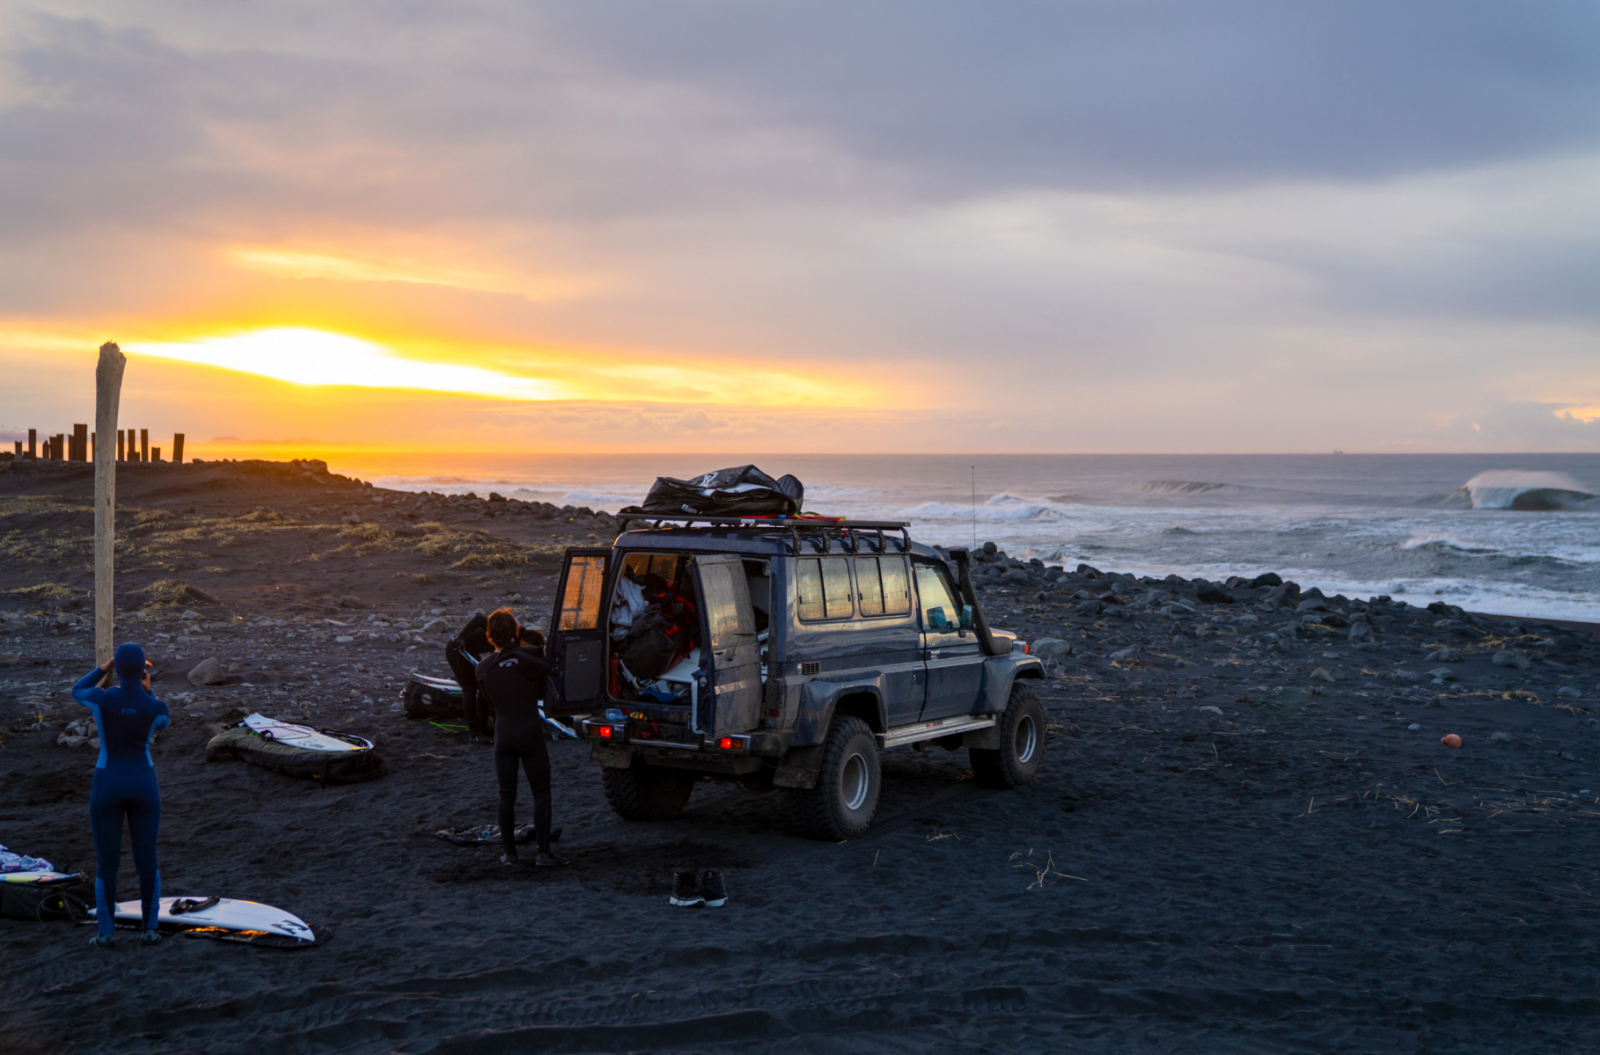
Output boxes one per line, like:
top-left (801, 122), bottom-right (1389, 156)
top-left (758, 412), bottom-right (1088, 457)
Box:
top-left (772, 744), bottom-right (826, 789)
top-left (589, 741), bottom-right (634, 769)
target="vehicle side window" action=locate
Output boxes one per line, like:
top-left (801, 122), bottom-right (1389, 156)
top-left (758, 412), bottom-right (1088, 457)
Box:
top-left (796, 557), bottom-right (854, 621)
top-left (856, 556), bottom-right (911, 618)
top-left (557, 554), bottom-right (607, 631)
top-left (699, 560), bottom-right (754, 649)
top-left (914, 564), bottom-right (959, 631)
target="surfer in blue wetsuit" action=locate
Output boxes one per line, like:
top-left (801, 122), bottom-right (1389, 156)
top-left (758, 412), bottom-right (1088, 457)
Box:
top-left (72, 643), bottom-right (170, 947)
top-left (475, 609), bottom-right (565, 867)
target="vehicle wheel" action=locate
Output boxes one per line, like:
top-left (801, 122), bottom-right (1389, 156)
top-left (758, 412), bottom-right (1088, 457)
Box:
top-left (970, 681), bottom-right (1045, 789)
top-left (601, 758), bottom-right (695, 821)
top-left (787, 717), bottom-right (881, 841)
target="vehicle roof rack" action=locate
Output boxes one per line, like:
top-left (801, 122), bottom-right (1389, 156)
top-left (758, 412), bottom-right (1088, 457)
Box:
top-left (614, 512), bottom-right (913, 554)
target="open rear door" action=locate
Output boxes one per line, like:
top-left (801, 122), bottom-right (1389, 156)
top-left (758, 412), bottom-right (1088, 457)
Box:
top-left (545, 548), bottom-right (610, 716)
top-left (693, 555), bottom-right (762, 738)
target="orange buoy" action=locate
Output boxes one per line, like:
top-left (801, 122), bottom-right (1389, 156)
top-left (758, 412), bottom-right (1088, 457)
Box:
top-left (1441, 733), bottom-right (1462, 749)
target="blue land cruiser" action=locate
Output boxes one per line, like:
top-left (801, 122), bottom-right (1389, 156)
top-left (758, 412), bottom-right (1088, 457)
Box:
top-left (542, 515), bottom-right (1046, 840)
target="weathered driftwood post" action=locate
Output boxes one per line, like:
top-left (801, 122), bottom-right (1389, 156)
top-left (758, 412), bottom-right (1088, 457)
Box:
top-left (172, 433), bottom-right (185, 464)
top-left (95, 343), bottom-right (126, 668)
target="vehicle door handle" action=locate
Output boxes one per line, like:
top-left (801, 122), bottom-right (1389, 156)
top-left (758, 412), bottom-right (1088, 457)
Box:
top-left (928, 649), bottom-right (942, 659)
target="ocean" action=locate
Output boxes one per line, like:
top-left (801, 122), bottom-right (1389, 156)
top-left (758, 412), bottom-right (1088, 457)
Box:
top-left (367, 453), bottom-right (1600, 623)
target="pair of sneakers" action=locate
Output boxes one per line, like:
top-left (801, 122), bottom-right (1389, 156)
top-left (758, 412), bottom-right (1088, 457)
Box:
top-left (670, 870), bottom-right (727, 907)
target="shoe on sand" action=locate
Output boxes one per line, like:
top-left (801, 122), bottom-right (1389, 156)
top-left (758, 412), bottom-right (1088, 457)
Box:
top-left (701, 870), bottom-right (727, 908)
top-left (669, 870), bottom-right (703, 907)
top-left (141, 929), bottom-right (162, 946)
top-left (499, 852), bottom-right (519, 866)
top-left (534, 851), bottom-right (567, 868)
top-left (89, 934), bottom-right (114, 948)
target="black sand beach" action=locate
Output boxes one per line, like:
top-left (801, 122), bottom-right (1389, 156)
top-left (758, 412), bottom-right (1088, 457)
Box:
top-left (4, 458), bottom-right (1599, 1053)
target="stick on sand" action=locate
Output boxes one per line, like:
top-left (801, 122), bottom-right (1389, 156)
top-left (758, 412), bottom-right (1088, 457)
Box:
top-left (94, 342), bottom-right (126, 668)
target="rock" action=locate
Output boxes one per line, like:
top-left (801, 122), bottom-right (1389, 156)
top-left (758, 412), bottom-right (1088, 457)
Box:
top-left (335, 635), bottom-right (355, 644)
top-left (1490, 731), bottom-right (1512, 742)
top-left (339, 595), bottom-right (367, 609)
top-left (1425, 696), bottom-right (1444, 708)
top-left (1195, 583), bottom-right (1234, 605)
top-left (982, 541), bottom-right (998, 556)
top-left (488, 492), bottom-right (507, 502)
top-left (1197, 705), bottom-right (1224, 716)
top-left (1259, 582), bottom-right (1302, 609)
top-left (181, 610), bottom-right (201, 621)
top-left (1000, 569), bottom-right (1031, 586)
top-left (1427, 667), bottom-right (1458, 682)
top-left (1031, 638), bottom-right (1072, 660)
top-left (88, 738), bottom-right (100, 751)
top-left (1296, 598), bottom-right (1328, 613)
top-left (1310, 666), bottom-right (1339, 683)
top-left (1427, 647), bottom-right (1462, 662)
top-left (1492, 650), bottom-right (1532, 670)
top-left (1408, 723), bottom-right (1421, 730)
top-left (1558, 686), bottom-right (1582, 698)
top-left (187, 657), bottom-right (228, 686)
top-left (1349, 623), bottom-right (1373, 643)
top-left (1249, 572), bottom-right (1283, 588)
top-left (1388, 669), bottom-right (1420, 683)
top-left (1110, 645), bottom-right (1139, 663)
top-left (57, 733), bottom-right (87, 748)
top-left (421, 617), bottom-right (451, 633)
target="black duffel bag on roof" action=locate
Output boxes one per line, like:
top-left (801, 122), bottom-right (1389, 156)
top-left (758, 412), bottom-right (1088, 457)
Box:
top-left (627, 465), bottom-right (804, 517)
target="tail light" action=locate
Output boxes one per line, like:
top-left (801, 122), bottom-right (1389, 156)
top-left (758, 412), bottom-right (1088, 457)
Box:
top-left (713, 734), bottom-right (750, 753)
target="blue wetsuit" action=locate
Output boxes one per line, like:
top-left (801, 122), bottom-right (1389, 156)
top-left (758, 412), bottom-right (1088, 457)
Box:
top-left (72, 644), bottom-right (170, 937)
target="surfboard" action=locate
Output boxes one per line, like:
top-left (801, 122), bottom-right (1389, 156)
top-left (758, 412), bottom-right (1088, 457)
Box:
top-left (89, 896), bottom-right (317, 941)
top-left (242, 713), bottom-right (371, 753)
top-left (0, 870), bottom-right (81, 884)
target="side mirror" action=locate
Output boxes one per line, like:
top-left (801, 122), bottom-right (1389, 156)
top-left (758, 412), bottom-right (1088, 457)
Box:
top-left (960, 604), bottom-right (974, 630)
top-left (927, 606), bottom-right (949, 630)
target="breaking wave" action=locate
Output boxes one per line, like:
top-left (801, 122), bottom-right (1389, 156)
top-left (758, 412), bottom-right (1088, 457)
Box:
top-left (1135, 480), bottom-right (1239, 495)
top-left (1461, 470), bottom-right (1597, 510)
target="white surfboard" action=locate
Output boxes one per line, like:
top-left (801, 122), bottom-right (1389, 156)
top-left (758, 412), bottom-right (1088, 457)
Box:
top-left (242, 713), bottom-right (369, 753)
top-left (0, 870), bottom-right (79, 884)
top-left (89, 896), bottom-right (317, 941)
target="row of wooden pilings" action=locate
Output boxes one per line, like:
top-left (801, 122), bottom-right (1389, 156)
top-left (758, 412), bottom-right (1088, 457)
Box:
top-left (3, 426), bottom-right (185, 464)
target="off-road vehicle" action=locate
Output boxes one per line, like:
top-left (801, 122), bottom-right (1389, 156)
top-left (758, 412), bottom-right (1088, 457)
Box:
top-left (541, 514), bottom-right (1046, 840)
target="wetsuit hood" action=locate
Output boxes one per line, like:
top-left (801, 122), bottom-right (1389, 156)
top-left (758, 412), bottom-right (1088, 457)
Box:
top-left (114, 643), bottom-right (147, 686)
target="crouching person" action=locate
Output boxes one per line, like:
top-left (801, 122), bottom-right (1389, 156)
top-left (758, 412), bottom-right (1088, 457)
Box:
top-left (475, 608), bottom-right (564, 867)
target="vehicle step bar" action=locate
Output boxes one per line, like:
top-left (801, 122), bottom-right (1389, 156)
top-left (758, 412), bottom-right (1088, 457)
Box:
top-left (879, 715), bottom-right (996, 750)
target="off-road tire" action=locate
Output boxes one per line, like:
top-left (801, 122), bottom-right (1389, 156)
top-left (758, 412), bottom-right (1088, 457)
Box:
top-left (787, 717), bottom-right (881, 841)
top-left (970, 681), bottom-right (1045, 789)
top-left (601, 758), bottom-right (695, 821)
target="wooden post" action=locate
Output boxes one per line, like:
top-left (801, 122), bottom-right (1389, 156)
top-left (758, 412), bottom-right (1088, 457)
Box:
top-left (140, 428), bottom-right (148, 463)
top-left (27, 428), bottom-right (36, 459)
top-left (152, 447), bottom-right (161, 463)
top-left (172, 433), bottom-right (185, 464)
top-left (91, 431), bottom-right (96, 461)
top-left (11, 442), bottom-right (18, 457)
top-left (115, 429), bottom-right (124, 461)
top-left (94, 343), bottom-right (126, 669)
top-left (73, 423), bottom-right (88, 462)
top-left (53, 434), bottom-right (64, 460)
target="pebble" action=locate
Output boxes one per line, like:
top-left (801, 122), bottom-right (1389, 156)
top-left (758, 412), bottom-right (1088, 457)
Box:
top-left (1197, 705), bottom-right (1223, 716)
top-left (1492, 651), bottom-right (1532, 670)
top-left (335, 635), bottom-right (355, 644)
top-left (1408, 723), bottom-right (1421, 730)
top-left (1490, 731), bottom-right (1512, 742)
top-left (1427, 647), bottom-right (1463, 662)
top-left (187, 657), bottom-right (228, 686)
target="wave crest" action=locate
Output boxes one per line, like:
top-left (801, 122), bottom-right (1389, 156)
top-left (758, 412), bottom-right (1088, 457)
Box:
top-left (1461, 470), bottom-right (1596, 510)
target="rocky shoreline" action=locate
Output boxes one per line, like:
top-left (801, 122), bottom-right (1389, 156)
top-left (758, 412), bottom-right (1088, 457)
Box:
top-left (4, 457), bottom-right (1600, 1053)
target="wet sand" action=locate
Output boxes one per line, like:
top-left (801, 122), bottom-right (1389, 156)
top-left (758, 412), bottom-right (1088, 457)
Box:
top-left (3, 458), bottom-right (1599, 1053)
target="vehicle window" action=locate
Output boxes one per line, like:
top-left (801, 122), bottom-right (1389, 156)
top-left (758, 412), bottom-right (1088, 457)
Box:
top-left (698, 559), bottom-right (754, 648)
top-left (856, 556), bottom-right (911, 618)
top-left (557, 554), bottom-right (607, 631)
top-left (914, 564), bottom-right (959, 631)
top-left (796, 557), bottom-right (854, 621)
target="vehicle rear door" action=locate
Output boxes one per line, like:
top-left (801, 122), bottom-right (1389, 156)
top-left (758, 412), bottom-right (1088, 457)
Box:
top-left (693, 554), bottom-right (762, 738)
top-left (914, 561), bottom-right (986, 721)
top-left (545, 548), bottom-right (610, 716)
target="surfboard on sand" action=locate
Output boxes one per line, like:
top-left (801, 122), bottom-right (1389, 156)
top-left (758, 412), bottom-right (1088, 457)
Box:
top-left (242, 713), bottom-right (371, 752)
top-left (1, 870), bottom-right (82, 884)
top-left (89, 896), bottom-right (330, 947)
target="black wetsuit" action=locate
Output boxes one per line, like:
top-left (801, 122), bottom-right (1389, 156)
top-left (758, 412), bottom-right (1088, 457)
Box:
top-left (446, 614), bottom-right (493, 737)
top-left (474, 645), bottom-right (553, 858)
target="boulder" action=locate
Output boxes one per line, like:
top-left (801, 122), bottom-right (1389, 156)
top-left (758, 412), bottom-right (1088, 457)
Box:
top-left (1295, 598), bottom-right (1328, 613)
top-left (1110, 645), bottom-right (1139, 663)
top-left (339, 595), bottom-right (367, 609)
top-left (187, 657), bottom-right (228, 686)
top-left (1195, 582), bottom-right (1234, 605)
top-left (1427, 647), bottom-right (1463, 662)
top-left (1031, 638), bottom-right (1073, 660)
top-left (1249, 572), bottom-right (1283, 589)
top-left (1259, 582), bottom-right (1302, 609)
top-left (1000, 568), bottom-right (1031, 586)
top-left (1492, 650), bottom-right (1532, 670)
top-left (1349, 623), bottom-right (1374, 643)
top-left (1428, 667), bottom-right (1457, 682)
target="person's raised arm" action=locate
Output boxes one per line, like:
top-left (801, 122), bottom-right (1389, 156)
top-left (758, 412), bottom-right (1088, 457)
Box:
top-left (72, 660), bottom-right (113, 704)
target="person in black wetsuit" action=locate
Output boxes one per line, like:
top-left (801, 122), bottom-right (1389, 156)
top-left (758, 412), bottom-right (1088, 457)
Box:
top-left (474, 608), bottom-right (564, 867)
top-left (71, 643), bottom-right (170, 947)
top-left (445, 613), bottom-right (494, 743)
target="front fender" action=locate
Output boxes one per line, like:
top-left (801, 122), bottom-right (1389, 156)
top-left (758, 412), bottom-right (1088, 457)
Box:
top-left (974, 653), bottom-right (1046, 714)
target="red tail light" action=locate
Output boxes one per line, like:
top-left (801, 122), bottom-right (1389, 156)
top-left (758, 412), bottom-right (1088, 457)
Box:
top-left (718, 737), bottom-right (735, 750)
top-left (597, 725), bottom-right (613, 739)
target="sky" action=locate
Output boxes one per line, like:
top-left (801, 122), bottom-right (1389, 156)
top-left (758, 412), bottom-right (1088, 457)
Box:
top-left (1, 0), bottom-right (1598, 459)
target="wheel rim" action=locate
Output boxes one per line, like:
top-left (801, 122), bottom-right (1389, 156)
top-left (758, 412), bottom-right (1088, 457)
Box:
top-left (841, 751), bottom-right (871, 811)
top-left (1014, 714), bottom-right (1038, 764)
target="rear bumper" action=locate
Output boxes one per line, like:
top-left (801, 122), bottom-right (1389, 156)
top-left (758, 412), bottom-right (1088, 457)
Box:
top-left (580, 718), bottom-right (792, 761)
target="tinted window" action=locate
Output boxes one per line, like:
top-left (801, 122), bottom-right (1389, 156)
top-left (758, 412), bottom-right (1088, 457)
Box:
top-left (557, 554), bottom-right (607, 631)
top-left (796, 557), bottom-right (854, 621)
top-left (914, 564), bottom-right (959, 630)
top-left (856, 556), bottom-right (911, 618)
top-left (698, 559), bottom-right (754, 649)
